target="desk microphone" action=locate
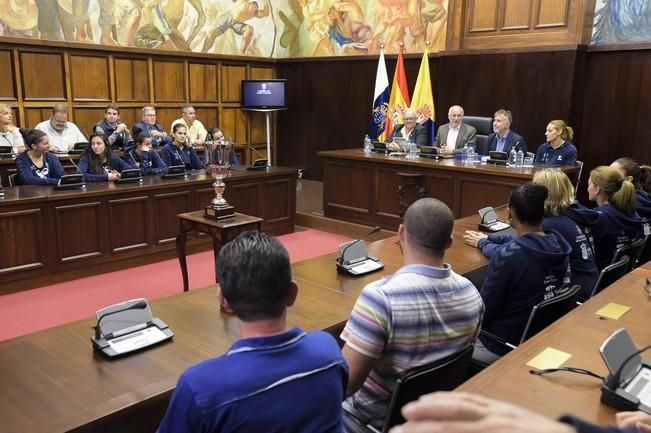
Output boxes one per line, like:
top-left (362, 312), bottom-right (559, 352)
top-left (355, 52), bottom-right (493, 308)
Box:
top-left (601, 342), bottom-right (651, 411)
top-left (68, 157), bottom-right (80, 172)
top-left (338, 226), bottom-right (381, 265)
top-left (94, 300), bottom-right (148, 340)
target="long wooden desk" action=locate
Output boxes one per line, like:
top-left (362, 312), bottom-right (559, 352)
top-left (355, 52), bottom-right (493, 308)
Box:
top-left (319, 149), bottom-right (577, 230)
top-left (459, 261), bottom-right (651, 425)
top-left (0, 167), bottom-right (296, 294)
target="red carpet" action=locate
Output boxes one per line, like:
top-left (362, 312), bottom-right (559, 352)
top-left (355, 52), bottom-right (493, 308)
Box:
top-left (0, 229), bottom-right (351, 342)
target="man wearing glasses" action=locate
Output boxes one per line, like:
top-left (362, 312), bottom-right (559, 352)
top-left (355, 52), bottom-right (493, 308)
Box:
top-left (132, 107), bottom-right (172, 148)
top-left (387, 108), bottom-right (428, 151)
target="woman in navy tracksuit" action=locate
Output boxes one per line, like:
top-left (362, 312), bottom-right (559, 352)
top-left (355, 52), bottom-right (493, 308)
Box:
top-left (533, 169), bottom-right (600, 300)
top-left (15, 128), bottom-right (66, 186)
top-left (123, 134), bottom-right (167, 175)
top-left (588, 166), bottom-right (647, 271)
top-left (160, 124), bottom-right (203, 170)
top-left (78, 134), bottom-right (133, 182)
top-left (611, 157), bottom-right (651, 220)
top-left (463, 183), bottom-right (572, 364)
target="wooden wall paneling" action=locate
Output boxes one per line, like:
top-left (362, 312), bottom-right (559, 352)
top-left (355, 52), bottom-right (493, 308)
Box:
top-left (73, 107), bottom-right (105, 137)
top-left (0, 207), bottom-right (46, 273)
top-left (153, 60), bottom-right (186, 102)
top-left (221, 64), bottom-right (246, 103)
top-left (20, 51), bottom-right (66, 100)
top-left (221, 107), bottom-right (247, 144)
top-left (156, 108), bottom-right (180, 132)
top-left (0, 49), bottom-right (16, 100)
top-left (194, 107), bottom-right (218, 131)
top-left (153, 190), bottom-right (192, 244)
top-left (23, 108), bottom-right (52, 129)
top-left (118, 108), bottom-right (140, 132)
top-left (249, 110), bottom-right (269, 144)
top-left (264, 177), bottom-right (293, 224)
top-left (114, 58), bottom-right (150, 102)
top-left (250, 66), bottom-right (274, 80)
top-left (227, 181), bottom-right (260, 217)
top-left (503, 0), bottom-right (531, 30)
top-left (69, 55), bottom-right (110, 101)
top-left (107, 196), bottom-right (150, 253)
top-left (189, 62), bottom-right (218, 102)
top-left (53, 201), bottom-right (104, 264)
top-left (467, 0), bottom-right (499, 33)
top-left (535, 0), bottom-right (570, 27)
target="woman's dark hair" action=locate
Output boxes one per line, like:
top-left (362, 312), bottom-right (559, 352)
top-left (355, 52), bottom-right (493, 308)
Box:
top-left (172, 123), bottom-right (186, 134)
top-left (508, 182), bottom-right (548, 226)
top-left (613, 157), bottom-right (642, 189)
top-left (134, 133), bottom-right (150, 146)
top-left (641, 165), bottom-right (651, 194)
top-left (83, 134), bottom-right (112, 174)
top-left (19, 128), bottom-right (47, 150)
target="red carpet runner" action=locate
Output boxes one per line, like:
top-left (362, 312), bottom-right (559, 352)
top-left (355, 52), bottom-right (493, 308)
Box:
top-left (0, 229), bottom-right (351, 342)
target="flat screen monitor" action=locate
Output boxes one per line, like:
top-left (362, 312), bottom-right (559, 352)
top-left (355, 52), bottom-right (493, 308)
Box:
top-left (241, 79), bottom-right (287, 110)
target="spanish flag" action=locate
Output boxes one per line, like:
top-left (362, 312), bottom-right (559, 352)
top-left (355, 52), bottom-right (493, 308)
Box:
top-left (370, 47), bottom-right (390, 140)
top-left (411, 47), bottom-right (436, 145)
top-left (385, 46), bottom-right (410, 140)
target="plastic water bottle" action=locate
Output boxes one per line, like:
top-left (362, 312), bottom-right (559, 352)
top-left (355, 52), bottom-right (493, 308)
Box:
top-left (509, 147), bottom-right (517, 166)
top-left (467, 144), bottom-right (476, 164)
top-left (462, 144), bottom-right (469, 162)
top-left (363, 134), bottom-right (372, 154)
top-left (409, 141), bottom-right (418, 159)
top-left (516, 149), bottom-right (524, 167)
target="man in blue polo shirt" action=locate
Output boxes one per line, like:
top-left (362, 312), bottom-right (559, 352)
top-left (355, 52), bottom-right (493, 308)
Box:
top-left (157, 231), bottom-right (349, 433)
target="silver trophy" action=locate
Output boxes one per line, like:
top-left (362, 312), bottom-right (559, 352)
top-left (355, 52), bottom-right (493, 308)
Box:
top-left (204, 138), bottom-right (235, 219)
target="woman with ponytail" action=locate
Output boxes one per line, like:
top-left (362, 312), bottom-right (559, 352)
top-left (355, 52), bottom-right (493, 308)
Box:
top-left (15, 128), bottom-right (65, 185)
top-left (588, 165), bottom-right (647, 270)
top-left (534, 120), bottom-right (578, 166)
top-left (610, 157), bottom-right (651, 219)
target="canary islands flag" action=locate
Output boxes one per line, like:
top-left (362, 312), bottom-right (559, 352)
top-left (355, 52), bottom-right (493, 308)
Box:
top-left (370, 48), bottom-right (390, 140)
top-left (385, 46), bottom-right (410, 140)
top-left (411, 48), bottom-right (436, 145)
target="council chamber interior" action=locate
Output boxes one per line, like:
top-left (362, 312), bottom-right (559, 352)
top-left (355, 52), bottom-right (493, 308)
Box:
top-left (1, 0), bottom-right (651, 432)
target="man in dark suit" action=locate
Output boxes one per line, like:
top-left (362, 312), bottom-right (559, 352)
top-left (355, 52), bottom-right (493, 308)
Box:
top-left (132, 106), bottom-right (172, 148)
top-left (387, 108), bottom-right (428, 151)
top-left (434, 105), bottom-right (477, 154)
top-left (486, 109), bottom-right (527, 154)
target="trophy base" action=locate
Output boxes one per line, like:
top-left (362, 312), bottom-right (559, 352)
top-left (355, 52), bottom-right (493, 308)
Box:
top-left (204, 204), bottom-right (236, 220)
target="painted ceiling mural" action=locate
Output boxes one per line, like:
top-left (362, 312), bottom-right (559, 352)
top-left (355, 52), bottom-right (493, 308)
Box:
top-left (0, 0), bottom-right (449, 57)
top-left (592, 0), bottom-right (651, 44)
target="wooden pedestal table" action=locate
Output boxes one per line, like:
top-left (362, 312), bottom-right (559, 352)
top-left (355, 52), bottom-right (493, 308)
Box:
top-left (176, 211), bottom-right (263, 292)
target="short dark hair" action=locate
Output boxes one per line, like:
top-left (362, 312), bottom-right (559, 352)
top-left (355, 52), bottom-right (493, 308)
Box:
top-left (19, 128), bottom-right (47, 149)
top-left (404, 198), bottom-right (454, 257)
top-left (105, 105), bottom-right (120, 113)
top-left (172, 123), bottom-right (186, 133)
top-left (508, 182), bottom-right (548, 226)
top-left (217, 231), bottom-right (292, 321)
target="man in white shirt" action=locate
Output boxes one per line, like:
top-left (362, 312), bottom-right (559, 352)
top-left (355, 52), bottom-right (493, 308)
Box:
top-left (434, 105), bottom-right (477, 154)
top-left (171, 105), bottom-right (208, 147)
top-left (35, 105), bottom-right (86, 152)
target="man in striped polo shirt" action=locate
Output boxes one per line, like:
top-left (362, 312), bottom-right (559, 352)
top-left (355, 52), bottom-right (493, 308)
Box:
top-left (340, 198), bottom-right (484, 433)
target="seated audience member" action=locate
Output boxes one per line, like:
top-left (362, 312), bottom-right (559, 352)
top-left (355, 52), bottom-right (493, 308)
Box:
top-left (534, 120), bottom-right (578, 166)
top-left (15, 129), bottom-right (65, 185)
top-left (641, 164), bottom-right (651, 194)
top-left (207, 127), bottom-right (239, 166)
top-left (533, 169), bottom-right (599, 299)
top-left (0, 104), bottom-right (25, 153)
top-left (587, 166), bottom-right (647, 270)
top-left (387, 108), bottom-right (428, 151)
top-left (160, 124), bottom-right (203, 170)
top-left (434, 105), bottom-right (477, 154)
top-left (340, 198), bottom-right (484, 433)
top-left (94, 105), bottom-right (132, 149)
top-left (610, 157), bottom-right (651, 219)
top-left (123, 134), bottom-right (167, 175)
top-left (391, 391), bottom-right (651, 433)
top-left (35, 104), bottom-right (86, 152)
top-left (132, 106), bottom-right (172, 148)
top-left (171, 105), bottom-right (207, 146)
top-left (463, 183), bottom-right (571, 364)
top-left (78, 134), bottom-right (132, 182)
top-left (157, 231), bottom-right (348, 433)
top-left (486, 109), bottom-right (527, 154)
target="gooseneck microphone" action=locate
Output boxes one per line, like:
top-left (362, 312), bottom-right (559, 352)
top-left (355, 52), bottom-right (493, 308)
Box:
top-left (338, 226), bottom-right (381, 265)
top-left (94, 300), bottom-right (148, 340)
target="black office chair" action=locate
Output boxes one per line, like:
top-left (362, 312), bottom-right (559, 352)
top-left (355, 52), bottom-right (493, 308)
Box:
top-left (480, 285), bottom-right (582, 351)
top-left (573, 160), bottom-right (584, 194)
top-left (589, 255), bottom-right (630, 299)
top-left (343, 345), bottom-right (474, 433)
top-left (8, 173), bottom-right (18, 187)
top-left (463, 116), bottom-right (492, 155)
top-left (611, 237), bottom-right (648, 272)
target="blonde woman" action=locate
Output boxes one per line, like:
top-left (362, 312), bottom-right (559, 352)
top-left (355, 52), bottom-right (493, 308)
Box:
top-left (588, 166), bottom-right (646, 270)
top-left (610, 157), bottom-right (651, 219)
top-left (0, 104), bottom-right (25, 153)
top-left (534, 120), bottom-right (577, 166)
top-left (533, 169), bottom-right (599, 299)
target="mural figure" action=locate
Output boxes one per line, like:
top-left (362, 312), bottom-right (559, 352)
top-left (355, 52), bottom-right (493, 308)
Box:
top-left (593, 0), bottom-right (651, 44)
top-left (201, 0), bottom-right (272, 54)
top-left (0, 0), bottom-right (38, 37)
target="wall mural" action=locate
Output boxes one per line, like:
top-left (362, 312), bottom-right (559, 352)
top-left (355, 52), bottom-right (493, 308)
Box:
top-left (0, 0), bottom-right (448, 57)
top-left (592, 0), bottom-right (651, 44)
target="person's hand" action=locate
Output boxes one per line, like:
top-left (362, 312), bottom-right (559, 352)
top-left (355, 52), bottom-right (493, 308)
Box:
top-left (141, 144), bottom-right (151, 152)
top-left (115, 123), bottom-right (127, 133)
top-left (108, 170), bottom-right (120, 181)
top-left (388, 141), bottom-right (401, 152)
top-left (617, 411), bottom-right (651, 433)
top-left (194, 138), bottom-right (205, 145)
top-left (390, 392), bottom-right (576, 433)
top-left (150, 130), bottom-right (164, 137)
top-left (463, 230), bottom-right (487, 248)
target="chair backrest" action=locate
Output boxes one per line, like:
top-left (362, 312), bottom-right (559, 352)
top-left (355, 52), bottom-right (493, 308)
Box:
top-left (611, 237), bottom-right (648, 271)
top-left (573, 160), bottom-right (584, 194)
top-left (464, 116), bottom-right (492, 155)
top-left (382, 345), bottom-right (474, 432)
top-left (520, 285), bottom-right (582, 344)
top-left (589, 255), bottom-right (630, 299)
top-left (8, 173), bottom-right (18, 187)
